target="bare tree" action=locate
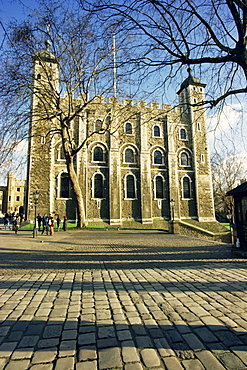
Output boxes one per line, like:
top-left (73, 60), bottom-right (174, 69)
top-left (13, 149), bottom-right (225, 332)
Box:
top-left (211, 151), bottom-right (246, 220)
top-left (0, 2), bottom-right (127, 227)
top-left (83, 0), bottom-right (247, 108)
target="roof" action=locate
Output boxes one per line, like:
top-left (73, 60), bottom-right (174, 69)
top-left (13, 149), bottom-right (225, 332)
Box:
top-left (33, 40), bottom-right (58, 64)
top-left (177, 68), bottom-right (206, 94)
top-left (226, 182), bottom-right (247, 196)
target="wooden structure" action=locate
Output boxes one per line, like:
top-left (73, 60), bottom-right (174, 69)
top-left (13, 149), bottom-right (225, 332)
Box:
top-left (227, 182), bottom-right (247, 250)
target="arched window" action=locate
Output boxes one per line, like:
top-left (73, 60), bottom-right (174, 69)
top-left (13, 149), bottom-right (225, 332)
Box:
top-left (93, 146), bottom-right (104, 162)
top-left (155, 176), bottom-right (164, 199)
top-left (95, 119), bottom-right (103, 132)
top-left (154, 150), bottom-right (163, 164)
top-left (60, 146), bottom-right (66, 160)
top-left (183, 177), bottom-right (191, 199)
top-left (125, 122), bottom-right (132, 134)
top-left (94, 173), bottom-right (103, 198)
top-left (180, 152), bottom-right (189, 166)
top-left (125, 148), bottom-right (135, 163)
top-left (153, 125), bottom-right (160, 137)
top-left (126, 174), bottom-right (136, 199)
top-left (180, 128), bottom-right (187, 140)
top-left (60, 173), bottom-right (70, 198)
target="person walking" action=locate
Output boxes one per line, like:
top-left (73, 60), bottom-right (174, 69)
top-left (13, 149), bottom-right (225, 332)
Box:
top-left (12, 216), bottom-right (20, 234)
top-left (3, 215), bottom-right (10, 230)
top-left (56, 215), bottom-right (61, 232)
top-left (62, 216), bottom-right (67, 231)
top-left (50, 217), bottom-right (54, 235)
top-left (42, 214), bottom-right (49, 235)
top-left (37, 213), bottom-right (42, 232)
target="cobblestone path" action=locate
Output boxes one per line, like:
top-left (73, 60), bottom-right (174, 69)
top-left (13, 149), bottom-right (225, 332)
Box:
top-left (0, 229), bottom-right (247, 369)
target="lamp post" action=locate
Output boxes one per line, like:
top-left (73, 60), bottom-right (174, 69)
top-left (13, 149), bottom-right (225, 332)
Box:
top-left (227, 211), bottom-right (234, 246)
top-left (33, 191), bottom-right (39, 238)
top-left (170, 199), bottom-right (175, 234)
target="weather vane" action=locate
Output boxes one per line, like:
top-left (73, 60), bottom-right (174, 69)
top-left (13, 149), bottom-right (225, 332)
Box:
top-left (46, 23), bottom-right (51, 35)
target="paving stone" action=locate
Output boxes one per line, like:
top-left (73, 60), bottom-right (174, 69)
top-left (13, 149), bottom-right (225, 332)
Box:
top-left (217, 351), bottom-right (246, 369)
top-left (193, 327), bottom-right (218, 343)
top-left (59, 340), bottom-right (77, 357)
top-left (4, 360), bottom-right (31, 369)
top-left (214, 330), bottom-right (243, 347)
top-left (76, 361), bottom-right (97, 370)
top-left (42, 325), bottom-right (63, 339)
top-left (0, 341), bottom-right (17, 357)
top-left (163, 356), bottom-right (184, 370)
top-left (122, 340), bottom-right (139, 363)
top-left (32, 348), bottom-right (57, 364)
top-left (154, 338), bottom-right (175, 357)
top-left (78, 345), bottom-right (97, 361)
top-left (54, 356), bottom-right (74, 370)
top-left (196, 350), bottom-right (226, 369)
top-left (61, 329), bottom-right (77, 340)
top-left (29, 363), bottom-right (53, 370)
top-left (135, 336), bottom-right (153, 348)
top-left (18, 335), bottom-right (39, 348)
top-left (230, 345), bottom-right (247, 365)
top-left (12, 321), bottom-right (29, 332)
top-left (182, 358), bottom-right (205, 369)
top-left (78, 332), bottom-right (96, 346)
top-left (0, 358), bottom-right (7, 370)
top-left (97, 325), bottom-right (116, 339)
top-left (6, 331), bottom-right (23, 342)
top-left (140, 348), bottom-right (161, 367)
top-left (0, 326), bottom-right (10, 336)
top-left (200, 316), bottom-right (224, 329)
top-left (11, 347), bottom-right (34, 359)
top-left (124, 363), bottom-right (143, 370)
top-left (131, 325), bottom-right (147, 336)
top-left (97, 337), bottom-right (119, 348)
top-left (117, 330), bottom-right (132, 341)
top-left (166, 329), bottom-right (183, 343)
top-left (37, 338), bottom-right (59, 348)
top-left (99, 347), bottom-right (122, 369)
top-left (25, 323), bottom-right (45, 336)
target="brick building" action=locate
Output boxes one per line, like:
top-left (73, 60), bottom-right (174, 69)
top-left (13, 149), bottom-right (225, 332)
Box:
top-left (26, 44), bottom-right (215, 225)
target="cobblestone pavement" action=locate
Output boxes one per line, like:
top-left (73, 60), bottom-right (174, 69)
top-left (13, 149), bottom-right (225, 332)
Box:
top-left (0, 229), bottom-right (247, 370)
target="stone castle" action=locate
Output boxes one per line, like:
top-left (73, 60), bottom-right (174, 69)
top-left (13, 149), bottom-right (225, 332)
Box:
top-left (26, 43), bottom-right (215, 225)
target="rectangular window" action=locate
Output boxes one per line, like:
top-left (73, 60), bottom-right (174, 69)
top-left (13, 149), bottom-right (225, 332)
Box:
top-left (17, 187), bottom-right (20, 192)
top-left (16, 196), bottom-right (20, 202)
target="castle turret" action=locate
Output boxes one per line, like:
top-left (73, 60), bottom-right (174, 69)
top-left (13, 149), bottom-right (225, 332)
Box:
top-left (26, 40), bottom-right (60, 219)
top-left (177, 68), bottom-right (215, 221)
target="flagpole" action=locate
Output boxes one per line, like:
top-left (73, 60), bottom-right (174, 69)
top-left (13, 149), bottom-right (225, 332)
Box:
top-left (112, 34), bottom-right (117, 98)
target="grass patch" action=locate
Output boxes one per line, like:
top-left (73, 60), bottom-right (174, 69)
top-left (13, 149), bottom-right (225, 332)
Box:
top-left (19, 222), bottom-right (77, 231)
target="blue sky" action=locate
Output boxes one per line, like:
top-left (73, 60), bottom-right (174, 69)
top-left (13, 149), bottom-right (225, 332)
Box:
top-left (0, 0), bottom-right (38, 22)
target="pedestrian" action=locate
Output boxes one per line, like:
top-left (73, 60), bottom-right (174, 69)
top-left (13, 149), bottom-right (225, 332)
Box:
top-left (56, 215), bottom-right (61, 231)
top-left (37, 213), bottom-right (42, 232)
top-left (50, 217), bottom-right (54, 235)
top-left (12, 217), bottom-right (19, 234)
top-left (3, 215), bottom-right (10, 230)
top-left (63, 216), bottom-right (67, 231)
top-left (42, 214), bottom-right (49, 235)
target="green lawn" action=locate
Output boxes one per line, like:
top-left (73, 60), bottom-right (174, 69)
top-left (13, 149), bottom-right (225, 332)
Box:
top-left (19, 223), bottom-right (77, 231)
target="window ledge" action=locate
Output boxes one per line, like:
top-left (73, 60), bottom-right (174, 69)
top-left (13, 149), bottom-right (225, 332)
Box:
top-left (56, 197), bottom-right (72, 200)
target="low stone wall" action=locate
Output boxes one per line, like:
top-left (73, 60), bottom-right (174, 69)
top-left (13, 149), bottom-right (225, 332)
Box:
top-left (175, 221), bottom-right (231, 243)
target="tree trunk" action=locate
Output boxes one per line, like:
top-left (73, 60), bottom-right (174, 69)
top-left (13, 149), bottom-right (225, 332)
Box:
top-left (67, 156), bottom-right (87, 228)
